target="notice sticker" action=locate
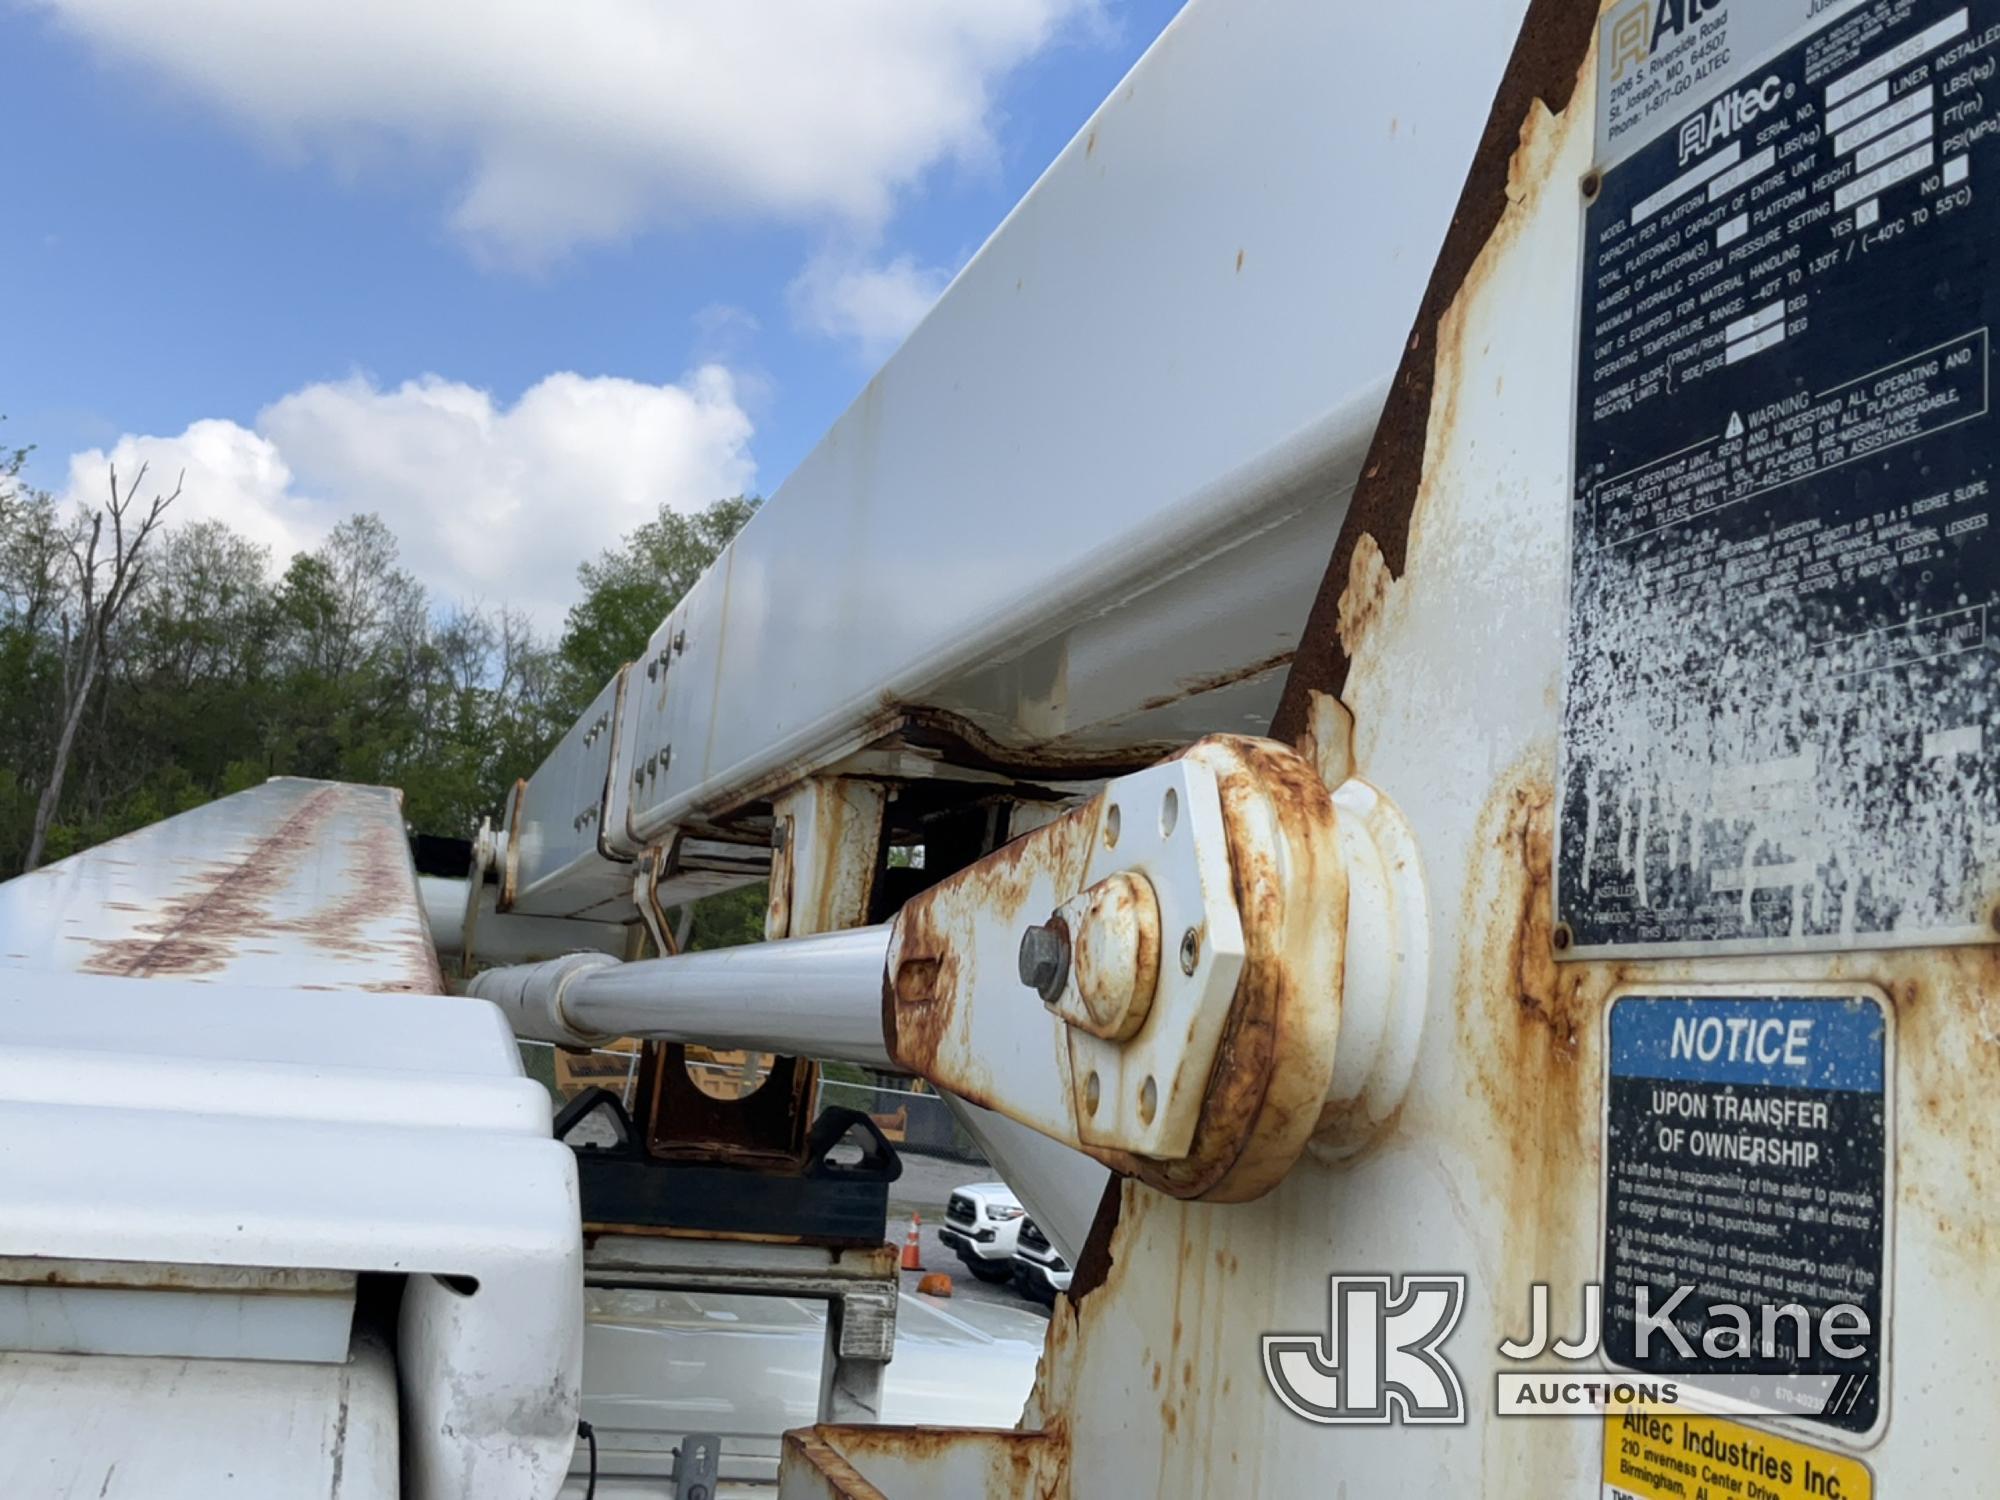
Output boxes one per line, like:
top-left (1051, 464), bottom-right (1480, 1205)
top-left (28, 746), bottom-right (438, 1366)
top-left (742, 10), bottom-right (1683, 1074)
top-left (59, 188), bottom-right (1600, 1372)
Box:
top-left (1603, 1408), bottom-right (1874, 1500)
top-left (1600, 989), bottom-right (1891, 1439)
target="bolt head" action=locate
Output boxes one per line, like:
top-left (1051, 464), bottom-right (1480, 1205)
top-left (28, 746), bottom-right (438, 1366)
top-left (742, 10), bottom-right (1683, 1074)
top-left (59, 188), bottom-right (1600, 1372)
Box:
top-left (1179, 926), bottom-right (1201, 975)
top-left (1017, 921), bottom-right (1071, 1003)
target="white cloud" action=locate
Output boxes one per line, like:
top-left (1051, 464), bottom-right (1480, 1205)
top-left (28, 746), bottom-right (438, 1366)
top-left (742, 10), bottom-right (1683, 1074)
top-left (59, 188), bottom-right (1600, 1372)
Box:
top-left (27, 0), bottom-right (1096, 262)
top-left (788, 249), bottom-right (954, 361)
top-left (59, 368), bottom-right (757, 629)
top-left (61, 419), bottom-right (313, 563)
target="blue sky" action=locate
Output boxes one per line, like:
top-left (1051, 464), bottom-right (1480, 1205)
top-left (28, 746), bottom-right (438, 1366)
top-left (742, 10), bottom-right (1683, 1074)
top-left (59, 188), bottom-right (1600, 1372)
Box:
top-left (2, 0), bottom-right (1184, 623)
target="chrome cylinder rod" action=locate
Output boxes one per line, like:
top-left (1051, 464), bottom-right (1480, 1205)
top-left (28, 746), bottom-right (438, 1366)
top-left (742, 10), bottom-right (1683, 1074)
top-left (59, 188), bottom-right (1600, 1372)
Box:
top-left (469, 925), bottom-right (894, 1070)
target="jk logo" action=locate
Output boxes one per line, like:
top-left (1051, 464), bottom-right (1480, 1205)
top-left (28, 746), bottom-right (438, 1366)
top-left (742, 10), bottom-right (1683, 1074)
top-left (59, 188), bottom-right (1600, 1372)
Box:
top-left (1261, 1275), bottom-right (1467, 1425)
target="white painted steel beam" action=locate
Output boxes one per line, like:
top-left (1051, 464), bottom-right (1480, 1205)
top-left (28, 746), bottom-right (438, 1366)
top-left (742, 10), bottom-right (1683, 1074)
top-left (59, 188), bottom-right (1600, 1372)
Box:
top-left (506, 0), bottom-right (1534, 916)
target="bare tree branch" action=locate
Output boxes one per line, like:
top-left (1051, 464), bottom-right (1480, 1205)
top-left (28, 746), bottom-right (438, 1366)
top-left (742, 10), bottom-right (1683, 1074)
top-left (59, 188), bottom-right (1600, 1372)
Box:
top-left (24, 465), bottom-right (180, 871)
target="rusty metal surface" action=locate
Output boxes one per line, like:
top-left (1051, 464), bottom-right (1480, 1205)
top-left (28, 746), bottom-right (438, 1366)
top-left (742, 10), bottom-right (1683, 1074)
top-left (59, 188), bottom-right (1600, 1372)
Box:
top-left (884, 737), bottom-right (1343, 1204)
top-left (1013, 23), bottom-right (1625, 1496)
top-left (642, 1042), bottom-right (816, 1172)
top-left (766, 778), bottom-right (888, 942)
top-left (1000, 3), bottom-right (2000, 1496)
top-left (1270, 0), bottom-right (1602, 741)
top-left (0, 777), bottom-right (442, 993)
top-left (778, 1425), bottom-right (1064, 1500)
top-left (1052, 870), bottom-right (1160, 1042)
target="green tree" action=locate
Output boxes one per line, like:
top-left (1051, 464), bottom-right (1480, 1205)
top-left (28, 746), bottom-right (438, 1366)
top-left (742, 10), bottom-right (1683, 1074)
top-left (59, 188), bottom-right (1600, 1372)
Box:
top-left (557, 495), bottom-right (759, 704)
top-left (554, 494), bottom-right (767, 948)
top-left (0, 433), bottom-right (768, 872)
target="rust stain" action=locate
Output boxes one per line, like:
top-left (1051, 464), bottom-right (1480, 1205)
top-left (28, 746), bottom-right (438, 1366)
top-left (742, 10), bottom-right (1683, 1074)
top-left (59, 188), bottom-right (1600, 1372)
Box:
top-left (644, 1043), bottom-right (816, 1176)
top-left (1270, 0), bottom-right (1602, 743)
top-left (766, 813), bottom-right (796, 940)
top-left (1129, 649), bottom-right (1294, 720)
top-left (80, 786), bottom-right (341, 979)
top-left (1334, 532), bottom-right (1394, 659)
top-left (690, 700), bottom-right (1165, 839)
top-left (1291, 689), bottom-right (1355, 790)
top-left (1067, 873), bottom-right (1159, 1040)
top-left (316, 805), bottom-right (444, 983)
top-left (894, 704), bottom-right (1174, 782)
top-left (879, 897), bottom-right (959, 1093)
top-left (499, 777), bottom-right (526, 909)
top-left (1822, 947), bottom-right (2000, 1271)
top-left (780, 1429), bottom-right (891, 1500)
top-left (79, 783), bottom-right (440, 991)
top-left (886, 736), bottom-right (1343, 1205)
top-left (1126, 737), bottom-right (1342, 1204)
top-left (882, 796), bottom-right (1102, 1102)
top-left (791, 1425), bottom-right (1067, 1500)
top-left (7, 1260), bottom-right (348, 1295)
top-left (1458, 759), bottom-right (1603, 1238)
top-left (682, 705), bottom-right (903, 833)
top-left (1031, 1178), bottom-right (1266, 1498)
top-left (1456, 752), bottom-right (1632, 1496)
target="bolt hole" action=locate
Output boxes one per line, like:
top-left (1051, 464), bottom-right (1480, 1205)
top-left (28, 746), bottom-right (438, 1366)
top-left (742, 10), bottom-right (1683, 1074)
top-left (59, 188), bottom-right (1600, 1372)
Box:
top-left (1552, 922), bottom-right (1574, 952)
top-left (1086, 1071), bottom-right (1102, 1115)
top-left (1581, 170), bottom-right (1602, 200)
top-left (1179, 926), bottom-right (1200, 975)
top-left (1105, 803), bottom-right (1122, 848)
top-left (1139, 1076), bottom-right (1157, 1125)
top-left (1160, 786), bottom-right (1179, 839)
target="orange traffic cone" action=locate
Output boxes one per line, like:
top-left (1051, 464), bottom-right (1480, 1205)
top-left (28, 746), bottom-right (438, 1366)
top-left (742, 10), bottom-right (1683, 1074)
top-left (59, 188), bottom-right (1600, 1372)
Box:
top-left (900, 1214), bottom-right (924, 1271)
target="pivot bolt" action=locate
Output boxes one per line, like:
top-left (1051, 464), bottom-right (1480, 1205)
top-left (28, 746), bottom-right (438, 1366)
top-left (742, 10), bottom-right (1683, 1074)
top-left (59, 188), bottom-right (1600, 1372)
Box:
top-left (1017, 921), bottom-right (1072, 1004)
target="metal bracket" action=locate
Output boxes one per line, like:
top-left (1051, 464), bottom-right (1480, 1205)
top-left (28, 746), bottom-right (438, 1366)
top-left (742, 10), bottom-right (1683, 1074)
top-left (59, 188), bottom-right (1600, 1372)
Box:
top-left (1056, 758), bottom-right (1244, 1156)
top-left (584, 1235), bottom-right (900, 1426)
top-left (765, 778), bottom-right (888, 940)
top-left (670, 1433), bottom-right (721, 1500)
top-left (883, 735), bottom-right (1347, 1202)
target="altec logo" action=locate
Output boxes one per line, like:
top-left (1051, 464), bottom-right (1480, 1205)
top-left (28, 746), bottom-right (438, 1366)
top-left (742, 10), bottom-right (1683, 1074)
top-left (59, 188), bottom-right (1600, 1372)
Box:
top-left (1651, 0), bottom-right (1726, 48)
top-left (1607, 0), bottom-right (1727, 83)
top-left (1678, 76), bottom-right (1786, 165)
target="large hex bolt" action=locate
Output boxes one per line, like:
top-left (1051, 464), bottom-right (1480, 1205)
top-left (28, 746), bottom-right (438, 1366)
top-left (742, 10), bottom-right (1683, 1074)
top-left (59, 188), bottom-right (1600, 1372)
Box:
top-left (1017, 920), bottom-right (1072, 1004)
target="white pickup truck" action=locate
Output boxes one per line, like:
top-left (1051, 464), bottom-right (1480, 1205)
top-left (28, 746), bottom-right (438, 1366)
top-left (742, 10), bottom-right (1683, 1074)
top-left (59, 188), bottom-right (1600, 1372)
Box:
top-left (937, 1182), bottom-right (1025, 1284)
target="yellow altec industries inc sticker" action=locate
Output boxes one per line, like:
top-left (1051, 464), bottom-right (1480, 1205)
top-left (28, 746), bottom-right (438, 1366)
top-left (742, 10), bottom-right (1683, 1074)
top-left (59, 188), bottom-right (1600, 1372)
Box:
top-left (1604, 1408), bottom-right (1873, 1500)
